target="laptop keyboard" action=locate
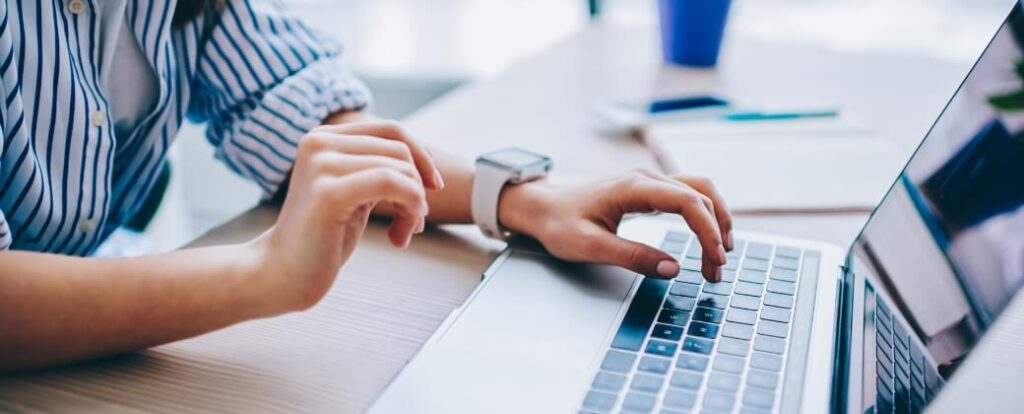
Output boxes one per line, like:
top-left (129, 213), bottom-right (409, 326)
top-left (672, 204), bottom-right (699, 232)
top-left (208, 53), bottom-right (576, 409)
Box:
top-left (872, 295), bottom-right (944, 414)
top-left (580, 231), bottom-right (807, 414)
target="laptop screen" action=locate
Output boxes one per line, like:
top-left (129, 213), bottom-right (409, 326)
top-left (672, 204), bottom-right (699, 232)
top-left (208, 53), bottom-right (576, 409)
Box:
top-left (850, 2), bottom-right (1024, 385)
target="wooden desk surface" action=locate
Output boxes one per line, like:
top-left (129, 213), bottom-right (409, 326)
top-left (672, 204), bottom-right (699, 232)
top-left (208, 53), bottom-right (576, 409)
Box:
top-left (4, 23), bottom-right (1012, 413)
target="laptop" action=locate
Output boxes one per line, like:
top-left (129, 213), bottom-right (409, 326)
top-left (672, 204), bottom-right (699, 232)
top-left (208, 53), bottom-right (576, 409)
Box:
top-left (370, 5), bottom-right (1024, 413)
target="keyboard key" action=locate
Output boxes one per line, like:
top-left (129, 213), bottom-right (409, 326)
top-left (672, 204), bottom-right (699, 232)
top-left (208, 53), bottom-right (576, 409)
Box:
top-left (593, 371), bottom-right (628, 391)
top-left (681, 258), bottom-right (702, 272)
top-left (682, 337), bottom-right (714, 355)
top-left (688, 321), bottom-right (719, 339)
top-left (631, 373), bottom-right (664, 393)
top-left (738, 270), bottom-right (767, 284)
top-left (583, 390), bottom-right (617, 411)
top-left (646, 339), bottom-right (677, 357)
top-left (734, 281), bottom-right (764, 297)
top-left (746, 370), bottom-right (780, 390)
top-left (772, 256), bottom-right (799, 270)
top-left (718, 337), bottom-right (750, 357)
top-left (721, 270), bottom-right (737, 283)
top-left (692, 306), bottom-right (724, 324)
top-left (756, 320), bottom-right (789, 338)
top-left (745, 242), bottom-right (773, 260)
top-left (602, 350), bottom-right (637, 372)
top-left (730, 295), bottom-right (761, 311)
top-left (622, 392), bottom-right (656, 412)
top-left (652, 323), bottom-right (684, 341)
top-left (769, 268), bottom-right (797, 282)
top-left (685, 242), bottom-right (702, 259)
top-left (638, 356), bottom-right (672, 374)
top-left (722, 322), bottom-right (754, 340)
top-left (775, 246), bottom-right (801, 259)
top-left (697, 293), bottom-right (728, 309)
top-left (712, 355), bottom-right (745, 374)
top-left (658, 309), bottom-right (691, 327)
top-left (676, 353), bottom-right (709, 371)
top-left (670, 282), bottom-right (701, 298)
top-left (708, 372), bottom-right (741, 392)
top-left (763, 293), bottom-right (794, 309)
top-left (724, 260), bottom-right (740, 272)
top-left (754, 335), bottom-right (786, 354)
top-left (760, 306), bottom-right (791, 323)
top-left (765, 280), bottom-right (796, 296)
top-left (739, 408), bottom-right (771, 414)
top-left (665, 296), bottom-right (696, 312)
top-left (611, 278), bottom-right (671, 351)
top-left (676, 270), bottom-right (704, 284)
top-left (742, 388), bottom-right (775, 409)
top-left (661, 241), bottom-right (687, 258)
top-left (663, 389), bottom-right (697, 410)
top-left (727, 308), bottom-right (758, 325)
top-left (742, 258), bottom-right (770, 272)
top-left (750, 352), bottom-right (783, 372)
top-left (665, 231), bottom-right (691, 243)
top-left (670, 370), bottom-right (704, 389)
top-left (703, 390), bottom-right (737, 411)
top-left (703, 282), bottom-right (733, 296)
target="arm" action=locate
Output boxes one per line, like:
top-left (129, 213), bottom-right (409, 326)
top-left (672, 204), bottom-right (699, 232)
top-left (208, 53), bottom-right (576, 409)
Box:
top-left (0, 123), bottom-right (436, 373)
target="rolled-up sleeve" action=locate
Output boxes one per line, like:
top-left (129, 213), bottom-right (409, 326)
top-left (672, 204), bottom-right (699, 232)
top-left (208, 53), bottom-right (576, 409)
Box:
top-left (186, 0), bottom-right (370, 196)
top-left (0, 81), bottom-right (9, 250)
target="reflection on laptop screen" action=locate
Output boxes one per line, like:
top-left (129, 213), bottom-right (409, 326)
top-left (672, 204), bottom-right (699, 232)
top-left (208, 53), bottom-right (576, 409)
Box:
top-left (853, 3), bottom-right (1024, 377)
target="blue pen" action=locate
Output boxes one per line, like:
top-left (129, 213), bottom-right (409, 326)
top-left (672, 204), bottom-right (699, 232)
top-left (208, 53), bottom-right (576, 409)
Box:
top-left (722, 110), bottom-right (838, 121)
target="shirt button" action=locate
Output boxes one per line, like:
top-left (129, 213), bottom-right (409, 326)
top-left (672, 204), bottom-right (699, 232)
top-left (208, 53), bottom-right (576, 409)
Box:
top-left (91, 109), bottom-right (105, 127)
top-left (79, 218), bottom-right (97, 233)
top-left (67, 0), bottom-right (86, 14)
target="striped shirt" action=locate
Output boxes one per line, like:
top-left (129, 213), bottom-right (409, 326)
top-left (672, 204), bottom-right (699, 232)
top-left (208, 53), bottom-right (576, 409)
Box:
top-left (0, 0), bottom-right (370, 255)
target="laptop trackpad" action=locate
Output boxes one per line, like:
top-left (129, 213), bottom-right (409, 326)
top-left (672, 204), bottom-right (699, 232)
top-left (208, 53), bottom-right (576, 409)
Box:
top-left (376, 251), bottom-right (637, 413)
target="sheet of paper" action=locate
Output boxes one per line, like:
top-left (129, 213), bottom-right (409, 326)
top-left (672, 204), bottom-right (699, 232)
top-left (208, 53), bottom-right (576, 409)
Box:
top-left (646, 119), bottom-right (903, 212)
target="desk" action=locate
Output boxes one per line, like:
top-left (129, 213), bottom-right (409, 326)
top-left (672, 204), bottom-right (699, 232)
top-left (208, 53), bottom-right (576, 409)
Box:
top-left (2, 23), bottom-right (1012, 413)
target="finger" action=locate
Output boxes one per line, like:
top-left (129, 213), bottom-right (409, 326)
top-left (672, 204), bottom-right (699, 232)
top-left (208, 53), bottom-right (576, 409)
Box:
top-left (314, 168), bottom-right (429, 247)
top-left (580, 225), bottom-right (681, 278)
top-left (633, 170), bottom-right (733, 252)
top-left (314, 121), bottom-right (444, 190)
top-left (308, 152), bottom-right (421, 183)
top-left (303, 134), bottom-right (425, 185)
top-left (612, 176), bottom-right (726, 280)
top-left (678, 175), bottom-right (734, 251)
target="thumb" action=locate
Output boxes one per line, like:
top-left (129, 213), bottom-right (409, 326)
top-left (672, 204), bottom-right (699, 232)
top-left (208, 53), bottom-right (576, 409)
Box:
top-left (586, 231), bottom-right (680, 279)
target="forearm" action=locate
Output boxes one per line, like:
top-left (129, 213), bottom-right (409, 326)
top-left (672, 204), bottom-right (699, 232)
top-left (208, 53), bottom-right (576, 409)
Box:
top-left (0, 243), bottom-right (269, 373)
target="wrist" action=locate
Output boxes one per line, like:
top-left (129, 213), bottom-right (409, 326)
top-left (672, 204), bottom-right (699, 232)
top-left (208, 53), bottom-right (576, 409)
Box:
top-left (231, 235), bottom-right (290, 318)
top-left (497, 179), bottom-right (557, 239)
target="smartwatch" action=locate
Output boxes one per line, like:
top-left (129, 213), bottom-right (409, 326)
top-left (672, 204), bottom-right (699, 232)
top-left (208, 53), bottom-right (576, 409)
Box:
top-left (471, 147), bottom-right (553, 240)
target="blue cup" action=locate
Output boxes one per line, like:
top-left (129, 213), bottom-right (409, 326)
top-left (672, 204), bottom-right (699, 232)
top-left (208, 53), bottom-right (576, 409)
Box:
top-left (658, 0), bottom-right (732, 67)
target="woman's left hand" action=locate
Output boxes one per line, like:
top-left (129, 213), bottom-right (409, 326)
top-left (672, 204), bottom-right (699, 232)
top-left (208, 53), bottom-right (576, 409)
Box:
top-left (498, 169), bottom-right (734, 282)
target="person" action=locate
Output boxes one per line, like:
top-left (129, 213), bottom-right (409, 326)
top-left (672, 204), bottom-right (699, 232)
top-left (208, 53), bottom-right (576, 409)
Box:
top-left (0, 0), bottom-right (732, 373)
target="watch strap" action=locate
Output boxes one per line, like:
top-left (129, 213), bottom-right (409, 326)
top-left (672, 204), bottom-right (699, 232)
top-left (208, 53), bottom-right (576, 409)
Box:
top-left (471, 161), bottom-right (511, 240)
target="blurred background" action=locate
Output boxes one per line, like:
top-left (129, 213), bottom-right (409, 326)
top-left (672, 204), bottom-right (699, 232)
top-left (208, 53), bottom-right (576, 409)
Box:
top-left (145, 0), bottom-right (1015, 253)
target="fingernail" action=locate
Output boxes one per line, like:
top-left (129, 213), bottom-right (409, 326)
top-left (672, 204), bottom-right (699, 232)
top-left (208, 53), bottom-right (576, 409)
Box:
top-left (434, 169), bottom-right (445, 190)
top-left (726, 233), bottom-right (735, 251)
top-left (715, 267), bottom-right (723, 283)
top-left (656, 260), bottom-right (680, 278)
top-left (718, 246), bottom-right (728, 263)
top-left (416, 219), bottom-right (425, 234)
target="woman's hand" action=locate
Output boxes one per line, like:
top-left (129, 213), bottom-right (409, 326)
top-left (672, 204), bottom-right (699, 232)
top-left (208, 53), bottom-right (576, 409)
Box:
top-left (251, 121), bottom-right (445, 313)
top-left (499, 169), bottom-right (733, 282)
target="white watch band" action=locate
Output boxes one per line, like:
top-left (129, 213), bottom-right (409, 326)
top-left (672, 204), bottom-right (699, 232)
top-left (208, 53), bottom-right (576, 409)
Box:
top-left (471, 161), bottom-right (512, 240)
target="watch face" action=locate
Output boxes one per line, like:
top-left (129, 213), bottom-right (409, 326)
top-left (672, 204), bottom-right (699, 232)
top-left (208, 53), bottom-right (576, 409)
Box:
top-left (484, 148), bottom-right (549, 168)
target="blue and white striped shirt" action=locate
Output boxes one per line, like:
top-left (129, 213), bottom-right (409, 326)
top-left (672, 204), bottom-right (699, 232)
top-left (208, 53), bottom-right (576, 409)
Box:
top-left (0, 0), bottom-right (370, 255)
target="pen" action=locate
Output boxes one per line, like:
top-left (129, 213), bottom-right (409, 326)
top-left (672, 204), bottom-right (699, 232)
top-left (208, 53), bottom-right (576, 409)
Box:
top-left (722, 110), bottom-right (838, 121)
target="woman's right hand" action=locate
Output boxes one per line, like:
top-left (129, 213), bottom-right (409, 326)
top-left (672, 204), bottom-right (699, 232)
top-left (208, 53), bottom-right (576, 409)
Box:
top-left (249, 120), bottom-right (444, 314)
